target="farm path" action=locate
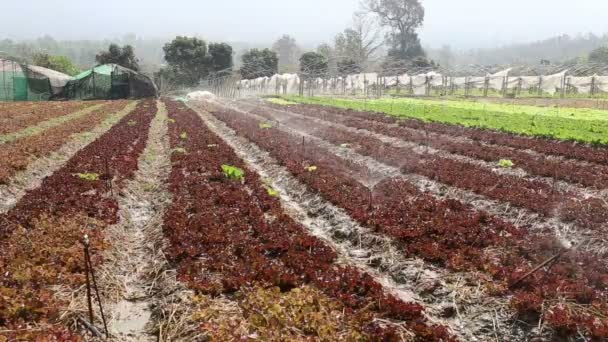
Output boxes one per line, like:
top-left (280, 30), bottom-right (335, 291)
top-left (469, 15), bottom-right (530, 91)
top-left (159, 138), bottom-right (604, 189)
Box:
top-left (234, 99), bottom-right (608, 256)
top-left (189, 99), bottom-right (522, 342)
top-left (103, 100), bottom-right (173, 341)
top-left (0, 101), bottom-right (138, 214)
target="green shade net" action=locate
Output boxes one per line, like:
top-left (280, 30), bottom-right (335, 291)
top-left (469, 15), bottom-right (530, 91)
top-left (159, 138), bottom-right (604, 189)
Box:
top-left (0, 60), bottom-right (27, 101)
top-left (65, 64), bottom-right (156, 100)
top-left (64, 65), bottom-right (114, 100)
top-left (0, 59), bottom-right (64, 102)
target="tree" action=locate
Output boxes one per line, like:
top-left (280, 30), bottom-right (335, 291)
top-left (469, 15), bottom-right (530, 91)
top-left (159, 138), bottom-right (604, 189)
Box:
top-left (381, 55), bottom-right (433, 74)
top-left (337, 59), bottom-right (362, 76)
top-left (207, 43), bottom-right (233, 76)
top-left (334, 13), bottom-right (383, 68)
top-left (299, 52), bottom-right (328, 79)
top-left (317, 43), bottom-right (337, 76)
top-left (272, 35), bottom-right (300, 73)
top-left (364, 0), bottom-right (425, 60)
top-left (589, 46), bottom-right (608, 64)
top-left (162, 37), bottom-right (234, 87)
top-left (240, 48), bottom-right (278, 79)
top-left (163, 36), bottom-right (209, 86)
top-left (32, 53), bottom-right (80, 76)
top-left (95, 44), bottom-right (139, 71)
top-left (316, 43), bottom-right (333, 61)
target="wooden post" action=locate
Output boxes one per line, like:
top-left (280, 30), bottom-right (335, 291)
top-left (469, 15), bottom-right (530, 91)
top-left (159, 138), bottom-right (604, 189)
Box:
top-left (84, 243), bottom-right (109, 337)
top-left (517, 77), bottom-right (523, 97)
top-left (484, 76), bottom-right (489, 97)
top-left (396, 76), bottom-right (400, 95)
top-left (409, 76), bottom-right (413, 95)
top-left (84, 239), bottom-right (94, 325)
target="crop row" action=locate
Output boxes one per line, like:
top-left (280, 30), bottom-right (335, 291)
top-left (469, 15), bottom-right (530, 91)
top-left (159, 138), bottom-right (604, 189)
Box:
top-left (0, 101), bottom-right (97, 135)
top-left (288, 102), bottom-right (608, 167)
top-left (0, 101), bottom-right (130, 185)
top-left (253, 105), bottom-right (608, 231)
top-left (281, 96), bottom-right (608, 146)
top-left (271, 103), bottom-right (608, 189)
top-left (161, 99), bottom-right (453, 341)
top-left (211, 106), bottom-right (608, 339)
top-left (0, 100), bottom-right (155, 340)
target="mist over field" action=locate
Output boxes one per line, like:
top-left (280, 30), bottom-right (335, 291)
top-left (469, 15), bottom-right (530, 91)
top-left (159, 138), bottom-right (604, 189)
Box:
top-left (3, 0), bottom-right (608, 48)
top-left (3, 0), bottom-right (608, 72)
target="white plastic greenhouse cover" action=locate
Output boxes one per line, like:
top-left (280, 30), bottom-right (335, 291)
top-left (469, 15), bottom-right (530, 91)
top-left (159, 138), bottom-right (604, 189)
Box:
top-left (235, 68), bottom-right (608, 97)
top-left (26, 65), bottom-right (73, 93)
top-left (541, 70), bottom-right (568, 95)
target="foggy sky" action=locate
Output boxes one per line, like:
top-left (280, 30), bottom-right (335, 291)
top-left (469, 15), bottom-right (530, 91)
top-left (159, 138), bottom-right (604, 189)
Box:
top-left (4, 0), bottom-right (608, 49)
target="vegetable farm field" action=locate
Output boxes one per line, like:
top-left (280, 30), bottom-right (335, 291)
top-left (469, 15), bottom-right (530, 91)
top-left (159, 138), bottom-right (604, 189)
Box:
top-left (1, 96), bottom-right (607, 341)
top-left (278, 96), bottom-right (608, 144)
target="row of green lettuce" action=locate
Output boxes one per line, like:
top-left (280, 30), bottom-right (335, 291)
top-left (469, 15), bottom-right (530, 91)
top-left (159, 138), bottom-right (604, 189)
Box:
top-left (274, 96), bottom-right (608, 145)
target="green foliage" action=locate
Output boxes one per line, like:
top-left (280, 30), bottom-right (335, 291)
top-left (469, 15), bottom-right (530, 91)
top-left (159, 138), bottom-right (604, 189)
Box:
top-left (162, 36), bottom-right (234, 87)
top-left (240, 48), bottom-right (278, 79)
top-left (163, 37), bottom-right (208, 86)
top-left (299, 52), bottom-right (328, 78)
top-left (272, 35), bottom-right (300, 73)
top-left (32, 53), bottom-right (80, 76)
top-left (222, 165), bottom-right (245, 183)
top-left (73, 173), bottom-right (99, 181)
top-left (365, 0), bottom-right (425, 61)
top-left (180, 132), bottom-right (188, 140)
top-left (498, 159), bottom-right (515, 168)
top-left (265, 186), bottom-right (279, 197)
top-left (259, 122), bottom-right (274, 129)
top-left (305, 165), bottom-right (318, 172)
top-left (337, 59), bottom-right (361, 76)
top-left (282, 96), bottom-right (608, 145)
top-left (95, 44), bottom-right (139, 71)
top-left (589, 46), bottom-right (608, 65)
top-left (207, 43), bottom-right (233, 76)
top-left (266, 98), bottom-right (297, 106)
top-left (262, 179), bottom-right (279, 196)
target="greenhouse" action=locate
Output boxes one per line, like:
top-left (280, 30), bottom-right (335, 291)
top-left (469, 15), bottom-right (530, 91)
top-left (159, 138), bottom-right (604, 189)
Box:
top-left (63, 64), bottom-right (157, 100)
top-left (0, 59), bottom-right (73, 101)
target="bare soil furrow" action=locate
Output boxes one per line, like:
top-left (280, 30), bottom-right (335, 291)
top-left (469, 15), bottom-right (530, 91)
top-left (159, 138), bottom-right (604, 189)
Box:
top-left (101, 100), bottom-right (174, 341)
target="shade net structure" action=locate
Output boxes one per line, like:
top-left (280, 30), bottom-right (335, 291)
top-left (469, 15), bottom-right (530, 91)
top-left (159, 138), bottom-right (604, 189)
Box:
top-left (64, 64), bottom-right (158, 100)
top-left (0, 59), bottom-right (72, 102)
top-left (231, 68), bottom-right (608, 99)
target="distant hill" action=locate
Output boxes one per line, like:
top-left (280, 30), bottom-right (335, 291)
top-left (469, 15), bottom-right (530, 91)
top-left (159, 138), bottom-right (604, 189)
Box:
top-left (428, 33), bottom-right (608, 70)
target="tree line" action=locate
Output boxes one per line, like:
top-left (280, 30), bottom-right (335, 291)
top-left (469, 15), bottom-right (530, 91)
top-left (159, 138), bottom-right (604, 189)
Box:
top-left (4, 0), bottom-right (608, 87)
